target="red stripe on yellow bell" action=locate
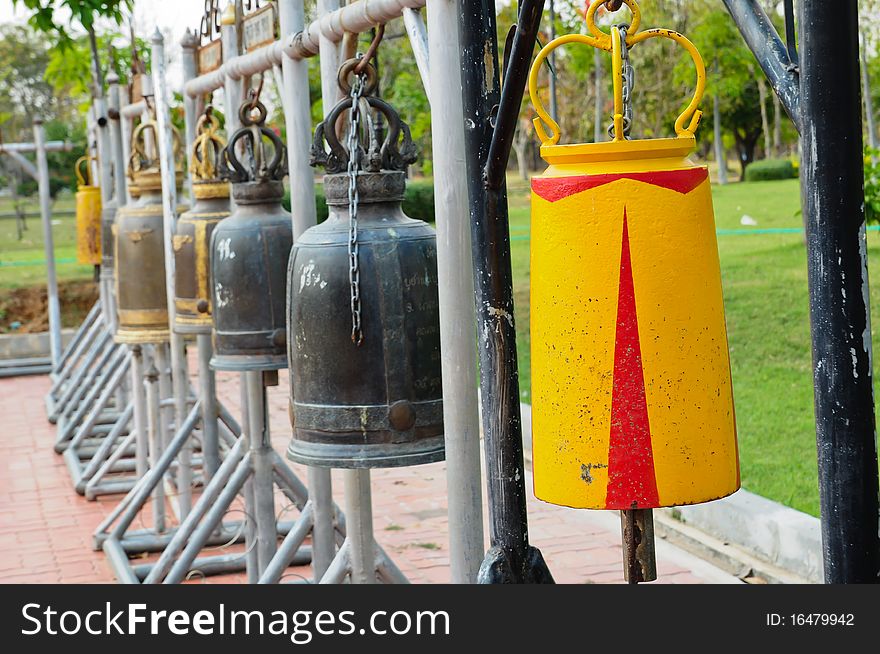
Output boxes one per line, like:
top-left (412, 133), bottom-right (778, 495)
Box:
top-left (530, 139), bottom-right (739, 510)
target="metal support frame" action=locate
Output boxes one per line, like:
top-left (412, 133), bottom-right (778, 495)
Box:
top-left (458, 0), bottom-right (552, 583)
top-left (725, 0), bottom-right (880, 584)
top-left (143, 372), bottom-right (318, 584)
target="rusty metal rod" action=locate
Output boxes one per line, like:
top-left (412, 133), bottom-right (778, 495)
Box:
top-left (620, 508), bottom-right (657, 584)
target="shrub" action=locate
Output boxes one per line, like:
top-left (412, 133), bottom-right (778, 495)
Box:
top-left (865, 149), bottom-right (880, 224)
top-left (283, 178), bottom-right (436, 224)
top-left (743, 158), bottom-right (797, 182)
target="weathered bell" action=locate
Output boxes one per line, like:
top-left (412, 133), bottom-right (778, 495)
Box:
top-left (74, 155), bottom-right (102, 266)
top-left (114, 118), bottom-right (182, 344)
top-left (286, 65), bottom-right (444, 469)
top-left (174, 108), bottom-right (230, 334)
top-left (209, 99), bottom-right (292, 371)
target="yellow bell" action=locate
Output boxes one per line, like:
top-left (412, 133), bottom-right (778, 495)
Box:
top-left (75, 155), bottom-right (102, 266)
top-left (527, 0), bottom-right (738, 510)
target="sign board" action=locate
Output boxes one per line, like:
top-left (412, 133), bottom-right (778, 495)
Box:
top-left (198, 40), bottom-right (223, 74)
top-left (242, 4), bottom-right (277, 52)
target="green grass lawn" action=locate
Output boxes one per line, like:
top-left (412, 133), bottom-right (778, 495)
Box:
top-left (509, 175), bottom-right (880, 517)
top-left (0, 196), bottom-right (93, 288)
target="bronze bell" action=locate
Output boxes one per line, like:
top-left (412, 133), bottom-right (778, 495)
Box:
top-left (286, 61), bottom-right (444, 469)
top-left (174, 108), bottom-right (230, 334)
top-left (209, 99), bottom-right (292, 371)
top-left (114, 117), bottom-right (183, 344)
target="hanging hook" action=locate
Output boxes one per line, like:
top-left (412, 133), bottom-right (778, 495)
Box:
top-left (354, 24), bottom-right (385, 75)
top-left (248, 72), bottom-right (265, 111)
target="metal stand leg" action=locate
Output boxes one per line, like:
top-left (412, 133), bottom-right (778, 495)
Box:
top-left (318, 469), bottom-right (407, 585)
top-left (197, 334), bottom-right (220, 481)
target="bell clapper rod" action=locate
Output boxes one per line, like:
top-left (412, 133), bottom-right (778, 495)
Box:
top-left (458, 0), bottom-right (552, 583)
top-left (620, 508), bottom-right (657, 584)
top-left (725, 0), bottom-right (880, 584)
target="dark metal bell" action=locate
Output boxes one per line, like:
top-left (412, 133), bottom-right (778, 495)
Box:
top-left (209, 100), bottom-right (292, 371)
top-left (114, 118), bottom-right (183, 344)
top-left (286, 73), bottom-right (444, 469)
top-left (174, 109), bottom-right (230, 335)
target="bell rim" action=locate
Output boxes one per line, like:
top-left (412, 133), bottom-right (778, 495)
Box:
top-left (209, 353), bottom-right (288, 371)
top-left (285, 442), bottom-right (446, 469)
top-left (114, 327), bottom-right (171, 344)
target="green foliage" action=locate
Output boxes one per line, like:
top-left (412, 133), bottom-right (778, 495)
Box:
top-left (12, 0), bottom-right (131, 44)
top-left (282, 179), bottom-right (435, 224)
top-left (44, 31), bottom-right (151, 110)
top-left (743, 158), bottom-right (797, 182)
top-left (865, 149), bottom-right (880, 224)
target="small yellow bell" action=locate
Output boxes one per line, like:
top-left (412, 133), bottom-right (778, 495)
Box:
top-left (74, 155), bottom-right (102, 266)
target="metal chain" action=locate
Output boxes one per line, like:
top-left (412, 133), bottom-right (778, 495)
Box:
top-left (608, 24), bottom-right (635, 140)
top-left (346, 71), bottom-right (366, 346)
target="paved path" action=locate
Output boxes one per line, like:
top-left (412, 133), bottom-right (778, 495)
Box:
top-left (0, 367), bottom-right (741, 584)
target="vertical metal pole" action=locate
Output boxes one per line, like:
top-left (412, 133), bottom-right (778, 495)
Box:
top-left (33, 119), bottom-right (63, 368)
top-left (246, 370), bottom-right (277, 577)
top-left (798, 0), bottom-right (880, 584)
top-left (180, 29), bottom-right (202, 204)
top-left (426, 0), bottom-right (485, 584)
top-left (278, 0), bottom-right (319, 241)
top-left (198, 333), bottom-right (221, 480)
top-left (108, 74), bottom-right (127, 208)
top-left (221, 3), bottom-right (245, 138)
top-left (146, 362), bottom-right (166, 533)
top-left (152, 30), bottom-right (192, 516)
top-left (344, 469), bottom-right (375, 584)
top-left (131, 345), bottom-right (149, 478)
top-left (119, 83), bottom-right (134, 205)
top-left (458, 0), bottom-right (552, 583)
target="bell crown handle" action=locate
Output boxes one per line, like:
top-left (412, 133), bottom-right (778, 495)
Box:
top-left (221, 99), bottom-right (287, 183)
top-left (310, 58), bottom-right (418, 175)
top-left (528, 0), bottom-right (706, 147)
top-left (128, 116), bottom-right (183, 177)
top-left (75, 155), bottom-right (95, 188)
top-left (190, 106), bottom-right (227, 183)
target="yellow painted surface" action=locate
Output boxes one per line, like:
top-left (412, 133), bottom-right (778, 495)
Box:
top-left (75, 186), bottom-right (102, 265)
top-left (530, 140), bottom-right (738, 509)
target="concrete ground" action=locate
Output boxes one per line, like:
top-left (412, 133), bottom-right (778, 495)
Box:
top-left (0, 366), bottom-right (742, 584)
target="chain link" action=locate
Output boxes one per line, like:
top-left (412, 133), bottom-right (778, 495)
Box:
top-left (608, 24), bottom-right (635, 140)
top-left (346, 72), bottom-right (366, 346)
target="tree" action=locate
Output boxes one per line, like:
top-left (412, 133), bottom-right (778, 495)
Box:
top-left (682, 4), bottom-right (770, 178)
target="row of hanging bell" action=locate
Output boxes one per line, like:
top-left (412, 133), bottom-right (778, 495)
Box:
top-left (286, 60), bottom-right (445, 469)
top-left (113, 117), bottom-right (183, 344)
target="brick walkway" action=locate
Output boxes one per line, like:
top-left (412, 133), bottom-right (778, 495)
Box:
top-left (0, 366), bottom-right (740, 584)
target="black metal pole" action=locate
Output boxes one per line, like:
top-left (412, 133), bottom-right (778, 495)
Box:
top-left (458, 0), bottom-right (552, 583)
top-left (798, 0), bottom-right (880, 583)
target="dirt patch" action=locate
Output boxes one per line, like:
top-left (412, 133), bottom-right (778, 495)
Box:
top-left (0, 280), bottom-right (98, 333)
